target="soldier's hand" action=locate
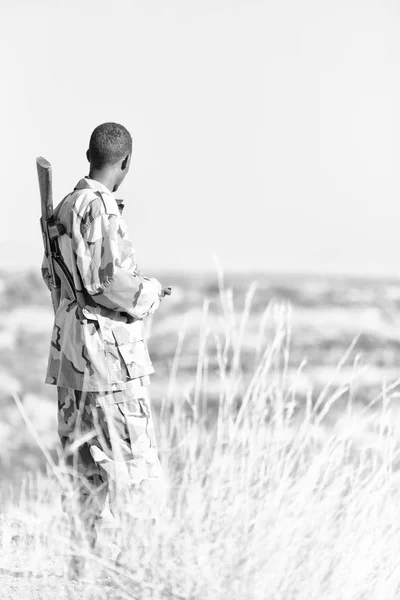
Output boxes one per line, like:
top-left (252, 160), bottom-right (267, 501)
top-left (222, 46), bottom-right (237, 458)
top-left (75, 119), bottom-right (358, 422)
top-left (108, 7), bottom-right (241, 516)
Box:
top-left (160, 286), bottom-right (172, 297)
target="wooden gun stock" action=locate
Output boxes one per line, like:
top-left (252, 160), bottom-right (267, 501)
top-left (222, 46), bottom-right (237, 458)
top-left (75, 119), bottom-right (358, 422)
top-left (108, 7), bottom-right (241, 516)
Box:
top-left (37, 157), bottom-right (76, 313)
top-left (37, 157), bottom-right (53, 221)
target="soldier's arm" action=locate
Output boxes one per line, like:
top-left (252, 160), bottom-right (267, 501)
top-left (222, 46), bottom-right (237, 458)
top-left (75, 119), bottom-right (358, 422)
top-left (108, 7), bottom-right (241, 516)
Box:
top-left (75, 213), bottom-right (162, 319)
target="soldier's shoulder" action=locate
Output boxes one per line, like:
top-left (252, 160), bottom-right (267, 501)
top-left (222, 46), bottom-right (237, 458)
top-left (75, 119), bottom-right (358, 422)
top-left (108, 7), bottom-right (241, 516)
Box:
top-left (70, 188), bottom-right (108, 222)
top-left (55, 188), bottom-right (107, 242)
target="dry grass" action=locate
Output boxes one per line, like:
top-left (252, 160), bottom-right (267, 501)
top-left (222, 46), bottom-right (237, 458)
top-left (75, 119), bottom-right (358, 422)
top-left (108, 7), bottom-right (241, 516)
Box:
top-left (2, 272), bottom-right (400, 599)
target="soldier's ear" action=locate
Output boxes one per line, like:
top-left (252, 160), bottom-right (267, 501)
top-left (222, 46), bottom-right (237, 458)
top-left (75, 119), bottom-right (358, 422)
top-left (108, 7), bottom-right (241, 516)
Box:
top-left (121, 155), bottom-right (130, 171)
top-left (86, 149), bottom-right (90, 163)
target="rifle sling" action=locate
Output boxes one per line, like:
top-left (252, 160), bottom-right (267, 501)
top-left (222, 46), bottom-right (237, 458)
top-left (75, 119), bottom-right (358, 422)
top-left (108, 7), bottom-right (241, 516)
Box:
top-left (51, 247), bottom-right (77, 303)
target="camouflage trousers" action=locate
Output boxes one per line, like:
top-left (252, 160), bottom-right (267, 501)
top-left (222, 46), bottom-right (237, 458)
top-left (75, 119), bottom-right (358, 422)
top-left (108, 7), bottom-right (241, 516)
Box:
top-left (57, 383), bottom-right (165, 551)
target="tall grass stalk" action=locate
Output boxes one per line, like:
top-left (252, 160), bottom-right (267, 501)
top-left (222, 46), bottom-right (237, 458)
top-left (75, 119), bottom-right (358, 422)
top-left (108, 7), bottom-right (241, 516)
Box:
top-left (4, 277), bottom-right (400, 600)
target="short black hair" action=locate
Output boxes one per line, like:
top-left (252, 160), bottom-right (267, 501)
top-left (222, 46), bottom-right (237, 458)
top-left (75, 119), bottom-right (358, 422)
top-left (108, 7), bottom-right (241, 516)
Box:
top-left (88, 122), bottom-right (132, 168)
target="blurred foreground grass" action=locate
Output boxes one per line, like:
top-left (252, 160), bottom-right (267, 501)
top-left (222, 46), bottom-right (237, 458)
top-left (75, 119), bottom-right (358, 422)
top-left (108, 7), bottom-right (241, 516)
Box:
top-left (2, 268), bottom-right (400, 483)
top-left (2, 269), bottom-right (400, 598)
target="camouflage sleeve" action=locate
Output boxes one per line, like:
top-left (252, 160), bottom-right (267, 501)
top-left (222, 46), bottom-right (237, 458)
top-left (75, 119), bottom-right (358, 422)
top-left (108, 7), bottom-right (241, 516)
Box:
top-left (41, 253), bottom-right (52, 292)
top-left (75, 214), bottom-right (162, 319)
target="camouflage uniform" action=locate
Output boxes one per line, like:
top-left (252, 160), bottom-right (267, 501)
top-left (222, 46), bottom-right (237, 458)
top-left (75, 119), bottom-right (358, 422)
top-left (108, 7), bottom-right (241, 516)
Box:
top-left (42, 177), bottom-right (161, 391)
top-left (42, 178), bottom-right (165, 560)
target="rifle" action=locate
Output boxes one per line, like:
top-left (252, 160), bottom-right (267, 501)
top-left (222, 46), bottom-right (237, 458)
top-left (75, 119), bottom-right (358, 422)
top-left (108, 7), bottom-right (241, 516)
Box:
top-left (37, 157), bottom-right (76, 313)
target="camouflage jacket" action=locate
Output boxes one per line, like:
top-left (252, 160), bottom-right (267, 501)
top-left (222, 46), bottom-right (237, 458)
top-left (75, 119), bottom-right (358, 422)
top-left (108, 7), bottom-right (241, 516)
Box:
top-left (41, 177), bottom-right (162, 391)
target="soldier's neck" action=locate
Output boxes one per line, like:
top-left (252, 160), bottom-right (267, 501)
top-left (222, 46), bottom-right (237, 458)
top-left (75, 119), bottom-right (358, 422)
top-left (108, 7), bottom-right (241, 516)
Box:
top-left (87, 168), bottom-right (117, 193)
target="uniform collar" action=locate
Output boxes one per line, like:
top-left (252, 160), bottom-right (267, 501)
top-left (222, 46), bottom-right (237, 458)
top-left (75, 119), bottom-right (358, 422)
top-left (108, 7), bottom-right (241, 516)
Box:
top-left (74, 177), bottom-right (123, 215)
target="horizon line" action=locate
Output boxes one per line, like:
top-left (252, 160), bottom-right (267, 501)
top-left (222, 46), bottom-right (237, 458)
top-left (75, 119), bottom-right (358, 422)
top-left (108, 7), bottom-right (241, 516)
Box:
top-left (1, 264), bottom-right (400, 283)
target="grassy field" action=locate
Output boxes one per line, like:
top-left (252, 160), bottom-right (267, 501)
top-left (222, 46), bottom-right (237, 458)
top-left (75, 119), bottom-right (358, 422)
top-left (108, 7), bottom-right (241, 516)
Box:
top-left (1, 268), bottom-right (400, 598)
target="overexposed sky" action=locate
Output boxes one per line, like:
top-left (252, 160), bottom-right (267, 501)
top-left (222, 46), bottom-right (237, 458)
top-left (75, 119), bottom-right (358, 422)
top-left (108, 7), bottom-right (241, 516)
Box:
top-left (1, 0), bottom-right (400, 276)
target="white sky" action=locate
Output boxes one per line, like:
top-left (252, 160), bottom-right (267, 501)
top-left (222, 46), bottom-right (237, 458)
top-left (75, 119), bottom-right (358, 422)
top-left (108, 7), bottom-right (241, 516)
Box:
top-left (1, 0), bottom-right (400, 276)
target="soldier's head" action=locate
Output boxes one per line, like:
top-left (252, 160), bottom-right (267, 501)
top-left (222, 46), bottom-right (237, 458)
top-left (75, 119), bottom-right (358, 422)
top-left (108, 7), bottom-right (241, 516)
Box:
top-left (87, 122), bottom-right (133, 191)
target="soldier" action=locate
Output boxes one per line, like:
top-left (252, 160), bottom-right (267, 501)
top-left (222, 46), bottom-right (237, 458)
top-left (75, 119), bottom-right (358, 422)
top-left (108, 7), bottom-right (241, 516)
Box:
top-left (41, 122), bottom-right (171, 579)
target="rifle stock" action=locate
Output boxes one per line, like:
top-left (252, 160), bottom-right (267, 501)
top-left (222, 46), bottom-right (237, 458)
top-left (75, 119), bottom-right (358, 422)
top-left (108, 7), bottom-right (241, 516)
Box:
top-left (37, 157), bottom-right (76, 313)
top-left (37, 157), bottom-right (53, 221)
